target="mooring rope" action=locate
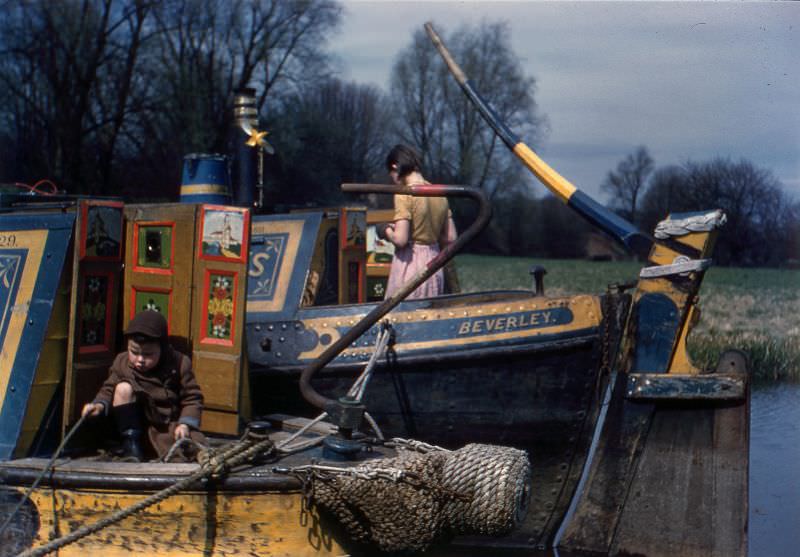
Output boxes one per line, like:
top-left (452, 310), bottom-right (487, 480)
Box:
top-left (15, 428), bottom-right (276, 557)
top-left (350, 327), bottom-right (393, 403)
top-left (0, 413), bottom-right (89, 540)
top-left (160, 436), bottom-right (210, 463)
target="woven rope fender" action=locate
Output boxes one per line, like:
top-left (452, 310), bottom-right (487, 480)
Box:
top-left (306, 443), bottom-right (531, 553)
top-left (441, 443), bottom-right (531, 536)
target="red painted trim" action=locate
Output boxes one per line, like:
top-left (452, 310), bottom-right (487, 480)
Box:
top-left (339, 208), bottom-right (367, 250)
top-left (131, 221), bottom-right (175, 275)
top-left (200, 269), bottom-right (237, 347)
top-left (410, 184), bottom-right (449, 195)
top-left (339, 209), bottom-right (348, 250)
top-left (79, 200), bottom-right (124, 262)
top-left (130, 285), bottom-right (173, 335)
top-left (358, 260), bottom-right (365, 302)
top-left (197, 205), bottom-right (250, 264)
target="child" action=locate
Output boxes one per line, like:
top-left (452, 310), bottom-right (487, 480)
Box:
top-left (82, 310), bottom-right (204, 461)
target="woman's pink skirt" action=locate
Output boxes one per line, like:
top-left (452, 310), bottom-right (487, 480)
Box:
top-left (385, 243), bottom-right (444, 300)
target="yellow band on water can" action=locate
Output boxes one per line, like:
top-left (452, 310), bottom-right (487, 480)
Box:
top-left (180, 153), bottom-right (232, 204)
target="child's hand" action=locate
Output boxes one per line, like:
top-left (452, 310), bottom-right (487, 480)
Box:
top-left (174, 424), bottom-right (190, 440)
top-left (81, 402), bottom-right (103, 418)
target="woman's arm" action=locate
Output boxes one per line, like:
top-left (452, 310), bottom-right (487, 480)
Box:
top-left (387, 219), bottom-right (410, 248)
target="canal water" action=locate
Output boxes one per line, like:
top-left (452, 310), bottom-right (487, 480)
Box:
top-left (749, 382), bottom-right (800, 557)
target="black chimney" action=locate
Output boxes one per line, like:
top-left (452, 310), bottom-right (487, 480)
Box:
top-left (230, 88), bottom-right (258, 208)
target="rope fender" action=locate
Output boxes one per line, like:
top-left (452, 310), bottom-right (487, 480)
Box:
top-left (291, 442), bottom-right (531, 553)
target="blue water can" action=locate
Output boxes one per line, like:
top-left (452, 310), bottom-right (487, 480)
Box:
top-left (180, 153), bottom-right (232, 205)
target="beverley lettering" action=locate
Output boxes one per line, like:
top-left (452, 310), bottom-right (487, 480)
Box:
top-left (457, 309), bottom-right (567, 336)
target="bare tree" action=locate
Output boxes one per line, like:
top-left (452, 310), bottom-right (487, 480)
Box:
top-left (601, 146), bottom-right (654, 225)
top-left (267, 78), bottom-right (394, 205)
top-left (121, 0), bottom-right (342, 196)
top-left (639, 164), bottom-right (685, 230)
top-left (389, 21), bottom-right (546, 200)
top-left (0, 0), bottom-right (342, 198)
top-left (0, 0), bottom-right (153, 194)
top-left (641, 157), bottom-right (795, 266)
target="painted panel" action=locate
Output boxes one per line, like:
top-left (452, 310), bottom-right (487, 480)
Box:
top-left (131, 287), bottom-right (172, 326)
top-left (0, 250), bottom-right (27, 348)
top-left (201, 271), bottom-right (237, 346)
top-left (246, 294), bottom-right (601, 368)
top-left (198, 205), bottom-right (250, 263)
top-left (246, 213), bottom-right (322, 320)
top-left (124, 204), bottom-right (196, 358)
top-left (341, 208), bottom-right (366, 249)
top-left (366, 274), bottom-right (387, 301)
top-left (80, 201), bottom-right (123, 261)
top-left (134, 222), bottom-right (174, 272)
top-left (0, 213), bottom-right (74, 459)
top-left (77, 272), bottom-right (116, 354)
top-left (24, 488), bottom-right (346, 557)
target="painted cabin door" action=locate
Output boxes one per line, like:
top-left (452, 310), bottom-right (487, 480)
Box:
top-left (123, 204), bottom-right (196, 355)
top-left (191, 205), bottom-right (250, 435)
top-left (63, 200), bottom-right (125, 430)
top-left (123, 203), bottom-right (249, 436)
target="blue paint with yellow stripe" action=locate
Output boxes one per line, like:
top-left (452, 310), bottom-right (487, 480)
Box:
top-left (0, 212), bottom-right (74, 460)
top-left (246, 212), bottom-right (322, 321)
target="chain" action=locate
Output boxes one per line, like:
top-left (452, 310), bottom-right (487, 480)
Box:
top-left (385, 438), bottom-right (450, 454)
top-left (600, 286), bottom-right (618, 380)
top-left (278, 463), bottom-right (411, 483)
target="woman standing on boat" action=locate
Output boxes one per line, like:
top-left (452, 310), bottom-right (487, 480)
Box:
top-left (381, 144), bottom-right (457, 299)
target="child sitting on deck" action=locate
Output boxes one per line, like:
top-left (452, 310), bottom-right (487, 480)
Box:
top-left (81, 310), bottom-right (205, 462)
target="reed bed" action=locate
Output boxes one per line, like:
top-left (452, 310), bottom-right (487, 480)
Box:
top-left (455, 255), bottom-right (800, 382)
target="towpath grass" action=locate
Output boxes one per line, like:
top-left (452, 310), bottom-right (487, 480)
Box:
top-left (455, 255), bottom-right (800, 382)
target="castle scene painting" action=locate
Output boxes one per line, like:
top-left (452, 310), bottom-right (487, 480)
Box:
top-left (201, 208), bottom-right (246, 260)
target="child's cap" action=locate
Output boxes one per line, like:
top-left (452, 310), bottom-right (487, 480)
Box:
top-left (124, 310), bottom-right (168, 340)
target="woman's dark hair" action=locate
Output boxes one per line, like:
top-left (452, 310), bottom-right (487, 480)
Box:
top-left (386, 144), bottom-right (422, 178)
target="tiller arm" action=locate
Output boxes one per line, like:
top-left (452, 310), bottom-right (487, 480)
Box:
top-left (424, 22), bottom-right (652, 257)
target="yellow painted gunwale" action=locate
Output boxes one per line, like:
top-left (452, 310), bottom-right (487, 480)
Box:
top-left (23, 486), bottom-right (345, 557)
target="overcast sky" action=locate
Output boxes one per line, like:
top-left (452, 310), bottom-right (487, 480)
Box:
top-left (327, 1), bottom-right (798, 203)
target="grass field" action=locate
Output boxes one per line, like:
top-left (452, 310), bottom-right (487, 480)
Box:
top-left (455, 254), bottom-right (800, 382)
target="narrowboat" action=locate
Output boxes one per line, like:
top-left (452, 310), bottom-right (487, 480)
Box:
top-left (0, 23), bottom-right (749, 557)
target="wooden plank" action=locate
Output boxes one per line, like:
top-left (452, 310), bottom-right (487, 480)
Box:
top-left (609, 400), bottom-right (748, 556)
top-left (201, 409), bottom-right (239, 436)
top-left (626, 372), bottom-right (746, 401)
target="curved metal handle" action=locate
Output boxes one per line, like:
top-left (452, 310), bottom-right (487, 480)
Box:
top-left (299, 183), bottom-right (492, 410)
